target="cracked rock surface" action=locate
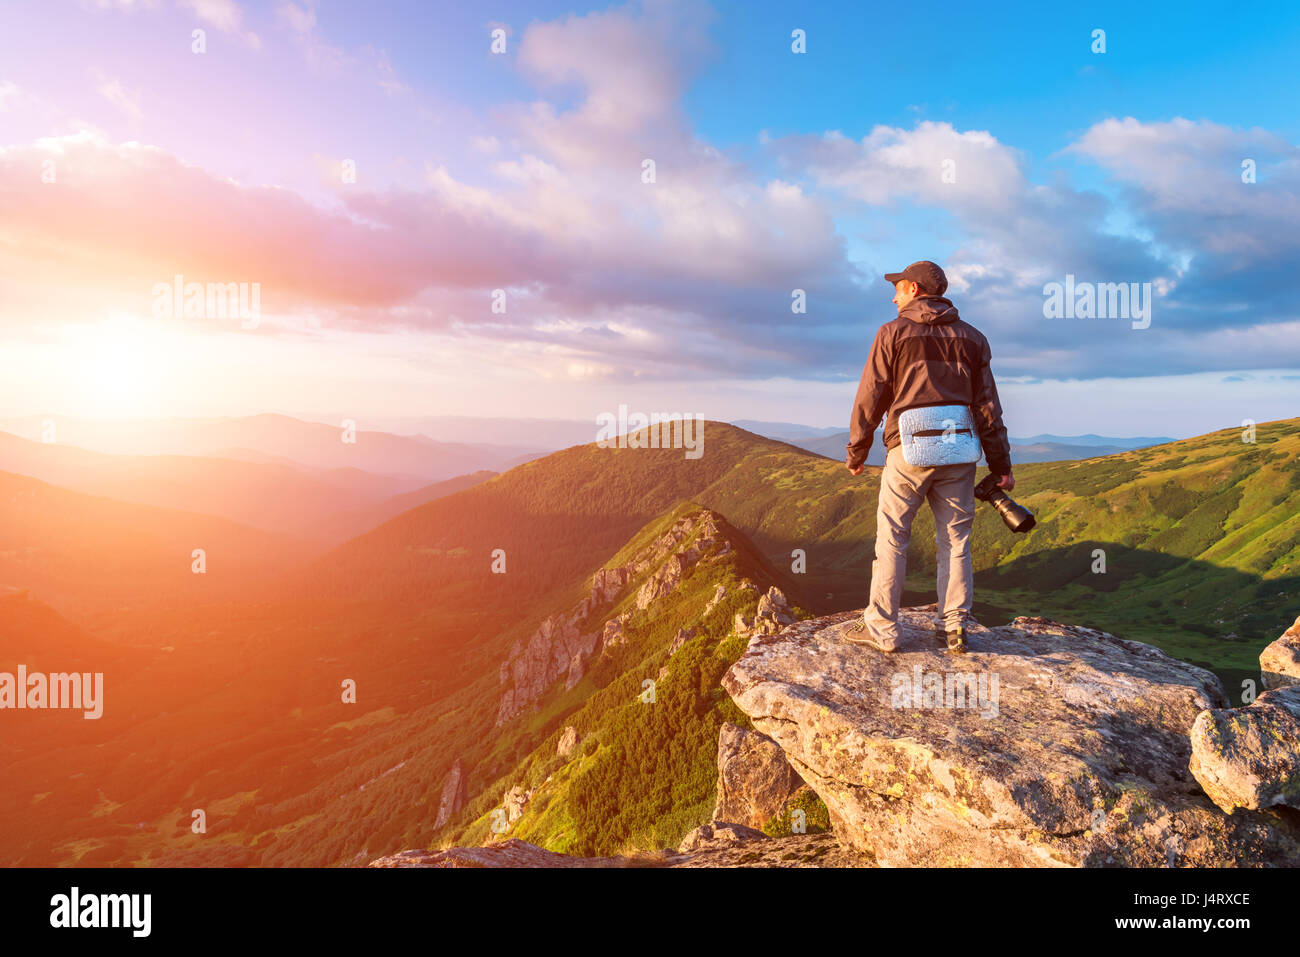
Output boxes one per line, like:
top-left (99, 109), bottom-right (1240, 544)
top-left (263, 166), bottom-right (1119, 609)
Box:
top-left (722, 605), bottom-right (1300, 867)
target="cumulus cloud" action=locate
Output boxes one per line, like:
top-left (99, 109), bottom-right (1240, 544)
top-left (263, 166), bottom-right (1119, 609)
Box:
top-left (0, 132), bottom-right (432, 318)
top-left (769, 116), bottom-right (1300, 378)
top-left (1067, 117), bottom-right (1300, 321)
top-left (6, 1), bottom-right (1299, 385)
top-left (0, 0), bottom-right (865, 379)
top-left (387, 0), bottom-right (868, 377)
top-left (178, 0), bottom-right (242, 32)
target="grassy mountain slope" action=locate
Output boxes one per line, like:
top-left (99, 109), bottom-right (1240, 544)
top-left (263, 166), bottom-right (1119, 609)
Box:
top-left (968, 419), bottom-right (1300, 689)
top-left (0, 590), bottom-right (493, 866)
top-left (0, 498), bottom-right (812, 866)
top-left (441, 501), bottom-right (813, 856)
top-left (300, 418), bottom-right (1299, 684)
top-left (296, 423), bottom-right (820, 608)
top-left (321, 469), bottom-right (499, 542)
top-left (412, 421), bottom-right (1298, 858)
top-left (0, 469), bottom-right (301, 618)
top-left (792, 429), bottom-right (1163, 464)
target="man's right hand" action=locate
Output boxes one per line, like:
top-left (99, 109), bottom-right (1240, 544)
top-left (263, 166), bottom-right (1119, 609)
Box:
top-left (996, 472), bottom-right (1015, 491)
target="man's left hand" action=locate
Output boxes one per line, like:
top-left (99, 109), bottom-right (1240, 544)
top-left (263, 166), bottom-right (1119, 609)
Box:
top-left (846, 458), bottom-right (864, 476)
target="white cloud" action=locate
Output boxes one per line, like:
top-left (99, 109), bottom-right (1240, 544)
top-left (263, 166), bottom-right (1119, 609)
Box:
top-left (178, 0), bottom-right (241, 32)
top-left (276, 0), bottom-right (348, 71)
top-left (177, 0), bottom-right (261, 47)
top-left (0, 82), bottom-right (27, 112)
top-left (91, 72), bottom-right (143, 123)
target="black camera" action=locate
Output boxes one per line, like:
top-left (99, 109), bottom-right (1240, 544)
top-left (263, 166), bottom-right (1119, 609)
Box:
top-left (974, 473), bottom-right (1036, 533)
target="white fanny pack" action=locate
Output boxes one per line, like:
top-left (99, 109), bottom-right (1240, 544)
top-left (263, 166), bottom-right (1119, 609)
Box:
top-left (896, 404), bottom-right (982, 467)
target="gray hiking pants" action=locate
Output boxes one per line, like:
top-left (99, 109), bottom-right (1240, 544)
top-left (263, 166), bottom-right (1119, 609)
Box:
top-left (864, 444), bottom-right (977, 645)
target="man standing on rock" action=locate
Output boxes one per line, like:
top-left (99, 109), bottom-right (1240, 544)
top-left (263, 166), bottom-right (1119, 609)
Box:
top-left (844, 261), bottom-right (1013, 655)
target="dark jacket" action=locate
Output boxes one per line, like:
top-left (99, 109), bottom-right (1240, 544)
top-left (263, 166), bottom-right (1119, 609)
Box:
top-left (846, 295), bottom-right (1012, 474)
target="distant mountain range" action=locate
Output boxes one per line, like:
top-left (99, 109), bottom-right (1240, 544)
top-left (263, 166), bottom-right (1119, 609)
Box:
top-left (0, 413), bottom-right (538, 481)
top-left (39, 411), bottom-right (1166, 470)
top-left (1014, 433), bottom-right (1176, 449)
top-left (727, 420), bottom-right (846, 441)
top-left (749, 424), bottom-right (1176, 466)
top-left (337, 414), bottom-right (604, 451)
top-left (0, 429), bottom-right (498, 544)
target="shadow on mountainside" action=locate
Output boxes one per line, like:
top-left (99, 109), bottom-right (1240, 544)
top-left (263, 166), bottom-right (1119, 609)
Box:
top-left (975, 541), bottom-right (1297, 696)
top-left (740, 519), bottom-right (1294, 697)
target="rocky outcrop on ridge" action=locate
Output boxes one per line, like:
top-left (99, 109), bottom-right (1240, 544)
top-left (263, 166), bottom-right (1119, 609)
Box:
top-left (734, 585), bottom-right (795, 638)
top-left (557, 725), bottom-right (578, 757)
top-left (667, 625), bottom-right (697, 657)
top-left (433, 759), bottom-right (467, 829)
top-left (1260, 615), bottom-right (1300, 690)
top-left (495, 507), bottom-right (740, 726)
top-left (676, 821), bottom-right (767, 853)
top-left (722, 605), bottom-right (1300, 867)
top-left (503, 784), bottom-right (532, 824)
top-left (494, 614), bottom-right (597, 726)
top-left (1189, 684), bottom-right (1300, 813)
top-left (712, 722), bottom-right (804, 830)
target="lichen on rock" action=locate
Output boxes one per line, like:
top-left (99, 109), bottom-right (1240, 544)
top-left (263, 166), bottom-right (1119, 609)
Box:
top-left (722, 605), bottom-right (1300, 867)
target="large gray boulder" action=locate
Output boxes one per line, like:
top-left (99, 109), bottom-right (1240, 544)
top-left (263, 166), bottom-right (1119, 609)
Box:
top-left (722, 606), bottom-right (1300, 867)
top-left (1189, 684), bottom-right (1300, 813)
top-left (496, 507), bottom-right (744, 726)
top-left (676, 821), bottom-right (766, 854)
top-left (712, 722), bottom-right (804, 830)
top-left (1260, 615), bottom-right (1300, 690)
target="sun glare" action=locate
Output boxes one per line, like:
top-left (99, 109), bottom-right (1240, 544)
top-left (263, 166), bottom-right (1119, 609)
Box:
top-left (66, 313), bottom-right (182, 416)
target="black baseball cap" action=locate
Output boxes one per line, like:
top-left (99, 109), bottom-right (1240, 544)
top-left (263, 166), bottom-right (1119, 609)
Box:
top-left (884, 260), bottom-right (947, 296)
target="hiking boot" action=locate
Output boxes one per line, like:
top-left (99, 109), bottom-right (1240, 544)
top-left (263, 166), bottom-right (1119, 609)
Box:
top-left (945, 625), bottom-right (968, 656)
top-left (845, 618), bottom-right (898, 653)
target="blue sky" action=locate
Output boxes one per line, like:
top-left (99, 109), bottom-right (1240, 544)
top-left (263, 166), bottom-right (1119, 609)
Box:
top-left (0, 0), bottom-right (1297, 439)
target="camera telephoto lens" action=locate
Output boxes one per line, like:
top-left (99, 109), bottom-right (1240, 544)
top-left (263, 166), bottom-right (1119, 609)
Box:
top-left (975, 474), bottom-right (1036, 533)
